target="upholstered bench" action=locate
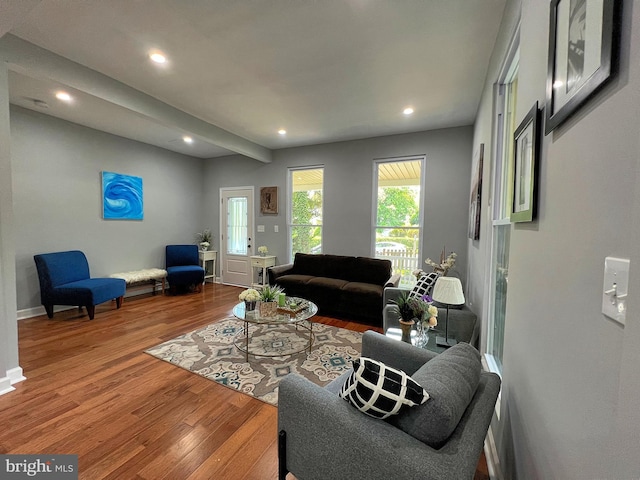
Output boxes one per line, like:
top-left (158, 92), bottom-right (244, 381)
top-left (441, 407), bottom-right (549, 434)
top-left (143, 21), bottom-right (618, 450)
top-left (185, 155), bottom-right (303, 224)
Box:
top-left (109, 268), bottom-right (167, 296)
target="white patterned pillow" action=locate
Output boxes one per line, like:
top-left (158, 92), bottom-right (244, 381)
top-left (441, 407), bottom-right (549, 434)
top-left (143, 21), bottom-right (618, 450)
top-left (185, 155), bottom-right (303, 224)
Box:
top-left (410, 272), bottom-right (440, 299)
top-left (339, 357), bottom-right (429, 419)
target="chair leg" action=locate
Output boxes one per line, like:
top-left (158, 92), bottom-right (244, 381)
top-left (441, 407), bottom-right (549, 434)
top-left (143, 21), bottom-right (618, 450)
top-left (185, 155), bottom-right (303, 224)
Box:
top-left (278, 430), bottom-right (288, 480)
top-left (116, 296), bottom-right (123, 308)
top-left (44, 304), bottom-right (54, 319)
top-left (86, 305), bottom-right (95, 320)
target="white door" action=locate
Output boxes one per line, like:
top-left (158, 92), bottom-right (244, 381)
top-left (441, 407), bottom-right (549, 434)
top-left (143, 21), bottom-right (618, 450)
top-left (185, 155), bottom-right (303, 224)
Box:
top-left (220, 187), bottom-right (254, 286)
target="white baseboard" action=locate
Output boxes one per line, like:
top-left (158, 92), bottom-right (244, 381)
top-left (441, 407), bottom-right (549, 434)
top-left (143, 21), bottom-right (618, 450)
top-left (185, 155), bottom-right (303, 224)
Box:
top-left (7, 366), bottom-right (25, 384)
top-left (17, 305), bottom-right (74, 320)
top-left (17, 284), bottom-right (163, 320)
top-left (0, 376), bottom-right (15, 396)
top-left (485, 425), bottom-right (503, 480)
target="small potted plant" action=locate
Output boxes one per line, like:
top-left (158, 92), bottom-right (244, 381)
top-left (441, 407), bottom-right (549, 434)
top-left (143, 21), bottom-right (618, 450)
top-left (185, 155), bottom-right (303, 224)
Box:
top-left (257, 245), bottom-right (269, 257)
top-left (196, 229), bottom-right (213, 251)
top-left (258, 284), bottom-right (284, 317)
top-left (239, 288), bottom-right (260, 311)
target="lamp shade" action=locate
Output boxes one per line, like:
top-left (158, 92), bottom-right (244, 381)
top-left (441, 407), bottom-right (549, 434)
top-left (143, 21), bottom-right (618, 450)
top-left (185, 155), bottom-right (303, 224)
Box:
top-left (431, 277), bottom-right (465, 305)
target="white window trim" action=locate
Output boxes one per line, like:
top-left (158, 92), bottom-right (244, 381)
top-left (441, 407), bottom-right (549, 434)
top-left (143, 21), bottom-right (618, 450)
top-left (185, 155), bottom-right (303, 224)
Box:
top-left (287, 165), bottom-right (324, 262)
top-left (371, 155), bottom-right (426, 260)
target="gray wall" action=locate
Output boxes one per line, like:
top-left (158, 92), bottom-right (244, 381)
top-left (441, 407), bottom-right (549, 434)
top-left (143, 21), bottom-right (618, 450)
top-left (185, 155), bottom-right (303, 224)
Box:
top-left (203, 127), bottom-right (474, 283)
top-left (11, 106), bottom-right (205, 311)
top-left (0, 61), bottom-right (19, 389)
top-left (469, 0), bottom-right (640, 478)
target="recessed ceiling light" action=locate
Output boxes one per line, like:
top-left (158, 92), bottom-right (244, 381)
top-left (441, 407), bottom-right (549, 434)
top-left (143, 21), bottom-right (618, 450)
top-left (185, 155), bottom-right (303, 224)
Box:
top-left (403, 107), bottom-right (414, 115)
top-left (55, 91), bottom-right (72, 102)
top-left (183, 136), bottom-right (193, 144)
top-left (149, 52), bottom-right (167, 64)
top-left (278, 129), bottom-right (287, 135)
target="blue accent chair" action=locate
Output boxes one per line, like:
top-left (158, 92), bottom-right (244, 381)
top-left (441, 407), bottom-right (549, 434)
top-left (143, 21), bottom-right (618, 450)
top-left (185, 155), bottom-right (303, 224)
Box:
top-left (165, 245), bottom-right (205, 293)
top-left (33, 250), bottom-right (126, 320)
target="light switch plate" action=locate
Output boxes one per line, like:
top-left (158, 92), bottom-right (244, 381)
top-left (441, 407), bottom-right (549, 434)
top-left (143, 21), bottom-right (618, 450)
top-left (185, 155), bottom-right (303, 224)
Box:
top-left (257, 225), bottom-right (265, 232)
top-left (274, 225), bottom-right (279, 233)
top-left (602, 257), bottom-right (630, 325)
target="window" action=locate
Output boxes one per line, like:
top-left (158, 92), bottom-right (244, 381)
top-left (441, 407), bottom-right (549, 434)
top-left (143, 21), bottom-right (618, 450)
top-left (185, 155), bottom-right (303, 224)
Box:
top-left (373, 157), bottom-right (424, 277)
top-left (289, 167), bottom-right (323, 260)
top-left (486, 43), bottom-right (519, 374)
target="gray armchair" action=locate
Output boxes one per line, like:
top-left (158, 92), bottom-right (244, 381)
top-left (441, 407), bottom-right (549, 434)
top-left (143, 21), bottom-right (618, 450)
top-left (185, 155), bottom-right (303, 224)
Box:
top-left (383, 286), bottom-right (480, 348)
top-left (278, 331), bottom-right (501, 480)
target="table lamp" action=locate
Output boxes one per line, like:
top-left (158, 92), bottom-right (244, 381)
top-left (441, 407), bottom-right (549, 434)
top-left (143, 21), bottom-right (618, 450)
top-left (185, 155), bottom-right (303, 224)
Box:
top-left (431, 276), bottom-right (465, 348)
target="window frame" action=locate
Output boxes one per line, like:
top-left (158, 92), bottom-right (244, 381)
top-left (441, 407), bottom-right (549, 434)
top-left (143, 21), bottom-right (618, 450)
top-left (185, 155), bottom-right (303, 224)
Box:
top-left (287, 165), bottom-right (324, 262)
top-left (372, 155), bottom-right (426, 277)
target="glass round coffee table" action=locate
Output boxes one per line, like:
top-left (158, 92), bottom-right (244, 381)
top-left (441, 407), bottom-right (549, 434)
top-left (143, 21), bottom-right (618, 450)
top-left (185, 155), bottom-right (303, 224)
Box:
top-left (232, 297), bottom-right (318, 361)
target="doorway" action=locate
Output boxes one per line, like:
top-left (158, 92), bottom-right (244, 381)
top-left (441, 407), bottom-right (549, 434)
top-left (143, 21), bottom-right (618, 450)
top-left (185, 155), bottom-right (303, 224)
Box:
top-left (220, 187), bottom-right (254, 286)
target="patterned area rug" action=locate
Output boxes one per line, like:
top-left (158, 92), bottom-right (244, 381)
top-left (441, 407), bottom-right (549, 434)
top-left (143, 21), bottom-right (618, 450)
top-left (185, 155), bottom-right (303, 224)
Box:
top-left (145, 317), bottom-right (362, 405)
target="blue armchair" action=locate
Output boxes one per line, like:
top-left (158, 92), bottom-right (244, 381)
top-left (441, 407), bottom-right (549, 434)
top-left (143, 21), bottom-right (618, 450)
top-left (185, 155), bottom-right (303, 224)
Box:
top-left (165, 245), bottom-right (205, 293)
top-left (33, 250), bottom-right (126, 320)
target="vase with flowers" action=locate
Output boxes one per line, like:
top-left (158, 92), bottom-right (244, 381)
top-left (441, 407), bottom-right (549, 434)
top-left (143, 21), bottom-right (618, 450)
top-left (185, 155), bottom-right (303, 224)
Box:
top-left (239, 288), bottom-right (260, 311)
top-left (257, 246), bottom-right (269, 257)
top-left (423, 248), bottom-right (457, 275)
top-left (393, 292), bottom-right (438, 345)
top-left (258, 284), bottom-right (284, 317)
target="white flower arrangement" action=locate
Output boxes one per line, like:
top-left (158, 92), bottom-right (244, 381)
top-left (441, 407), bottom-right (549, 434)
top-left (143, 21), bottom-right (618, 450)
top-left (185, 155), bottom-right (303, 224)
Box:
top-left (424, 250), bottom-right (457, 275)
top-left (257, 246), bottom-right (268, 255)
top-left (239, 288), bottom-right (260, 302)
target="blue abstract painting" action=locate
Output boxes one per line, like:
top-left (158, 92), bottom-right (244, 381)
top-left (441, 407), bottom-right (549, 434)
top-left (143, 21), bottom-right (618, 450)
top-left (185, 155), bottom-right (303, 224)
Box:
top-left (102, 171), bottom-right (143, 220)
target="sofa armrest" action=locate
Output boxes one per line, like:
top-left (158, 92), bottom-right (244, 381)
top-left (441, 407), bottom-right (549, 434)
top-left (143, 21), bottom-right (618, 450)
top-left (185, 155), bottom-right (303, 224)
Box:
top-left (384, 274), bottom-right (401, 288)
top-left (268, 263), bottom-right (294, 284)
top-left (362, 331), bottom-right (436, 375)
top-left (278, 371), bottom-right (498, 480)
top-left (383, 286), bottom-right (409, 305)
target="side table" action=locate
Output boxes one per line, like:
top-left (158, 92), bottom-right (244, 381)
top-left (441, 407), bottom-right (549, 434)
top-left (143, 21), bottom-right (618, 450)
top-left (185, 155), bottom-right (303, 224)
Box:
top-left (251, 255), bottom-right (276, 289)
top-left (199, 250), bottom-right (217, 284)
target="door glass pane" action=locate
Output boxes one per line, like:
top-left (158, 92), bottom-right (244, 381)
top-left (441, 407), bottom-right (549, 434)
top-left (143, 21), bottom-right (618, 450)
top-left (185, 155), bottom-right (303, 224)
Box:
top-left (375, 159), bottom-right (422, 276)
top-left (227, 197), bottom-right (248, 255)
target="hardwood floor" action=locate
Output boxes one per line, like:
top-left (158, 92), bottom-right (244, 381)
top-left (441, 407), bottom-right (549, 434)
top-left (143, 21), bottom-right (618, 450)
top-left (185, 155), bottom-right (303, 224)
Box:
top-left (0, 283), bottom-right (488, 479)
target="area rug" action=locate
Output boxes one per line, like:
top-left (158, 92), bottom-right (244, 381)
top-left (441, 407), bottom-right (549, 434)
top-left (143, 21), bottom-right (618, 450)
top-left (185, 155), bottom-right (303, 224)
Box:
top-left (145, 317), bottom-right (362, 405)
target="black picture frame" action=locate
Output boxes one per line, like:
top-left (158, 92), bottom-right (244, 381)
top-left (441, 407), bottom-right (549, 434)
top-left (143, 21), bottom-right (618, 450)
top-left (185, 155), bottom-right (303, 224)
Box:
top-left (511, 102), bottom-right (541, 223)
top-left (468, 143), bottom-right (483, 240)
top-left (544, 0), bottom-right (619, 135)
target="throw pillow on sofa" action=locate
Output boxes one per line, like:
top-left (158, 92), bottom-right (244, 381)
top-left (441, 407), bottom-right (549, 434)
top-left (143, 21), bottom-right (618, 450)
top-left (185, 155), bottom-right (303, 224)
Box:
top-left (410, 272), bottom-right (440, 299)
top-left (339, 357), bottom-right (429, 419)
top-left (386, 342), bottom-right (482, 448)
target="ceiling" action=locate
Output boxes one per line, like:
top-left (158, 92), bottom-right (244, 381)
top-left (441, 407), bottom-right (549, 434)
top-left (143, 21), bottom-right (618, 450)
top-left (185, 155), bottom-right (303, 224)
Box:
top-left (1, 0), bottom-right (506, 161)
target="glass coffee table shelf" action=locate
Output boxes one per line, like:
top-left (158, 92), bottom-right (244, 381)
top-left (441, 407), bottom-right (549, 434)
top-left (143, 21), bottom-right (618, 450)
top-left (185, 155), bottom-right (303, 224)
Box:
top-left (385, 327), bottom-right (446, 354)
top-left (232, 298), bottom-right (318, 361)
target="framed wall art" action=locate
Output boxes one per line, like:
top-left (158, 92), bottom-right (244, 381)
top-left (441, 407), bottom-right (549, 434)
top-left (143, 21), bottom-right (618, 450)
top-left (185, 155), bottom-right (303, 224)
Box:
top-left (102, 171), bottom-right (143, 220)
top-left (260, 186), bottom-right (278, 214)
top-left (511, 103), bottom-right (541, 223)
top-left (545, 0), bottom-right (619, 134)
top-left (468, 143), bottom-right (484, 240)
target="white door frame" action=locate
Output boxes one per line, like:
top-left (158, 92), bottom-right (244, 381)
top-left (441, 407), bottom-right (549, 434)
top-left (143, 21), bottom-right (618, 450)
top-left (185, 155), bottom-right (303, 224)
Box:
top-left (219, 186), bottom-right (255, 287)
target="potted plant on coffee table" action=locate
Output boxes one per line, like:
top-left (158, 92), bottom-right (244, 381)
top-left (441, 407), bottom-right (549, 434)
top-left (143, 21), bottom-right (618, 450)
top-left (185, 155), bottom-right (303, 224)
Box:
top-left (258, 284), bottom-right (284, 317)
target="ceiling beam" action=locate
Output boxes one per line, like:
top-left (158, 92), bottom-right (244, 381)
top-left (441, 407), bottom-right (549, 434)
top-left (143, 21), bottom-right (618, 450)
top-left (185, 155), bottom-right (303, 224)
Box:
top-left (0, 35), bottom-right (272, 163)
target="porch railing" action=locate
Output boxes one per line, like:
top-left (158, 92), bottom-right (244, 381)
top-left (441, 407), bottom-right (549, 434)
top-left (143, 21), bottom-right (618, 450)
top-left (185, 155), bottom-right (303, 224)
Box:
top-left (376, 248), bottom-right (420, 276)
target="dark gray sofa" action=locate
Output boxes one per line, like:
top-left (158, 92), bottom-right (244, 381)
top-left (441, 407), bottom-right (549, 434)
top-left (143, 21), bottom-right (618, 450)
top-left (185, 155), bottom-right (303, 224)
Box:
top-left (278, 331), bottom-right (501, 480)
top-left (268, 253), bottom-right (398, 326)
